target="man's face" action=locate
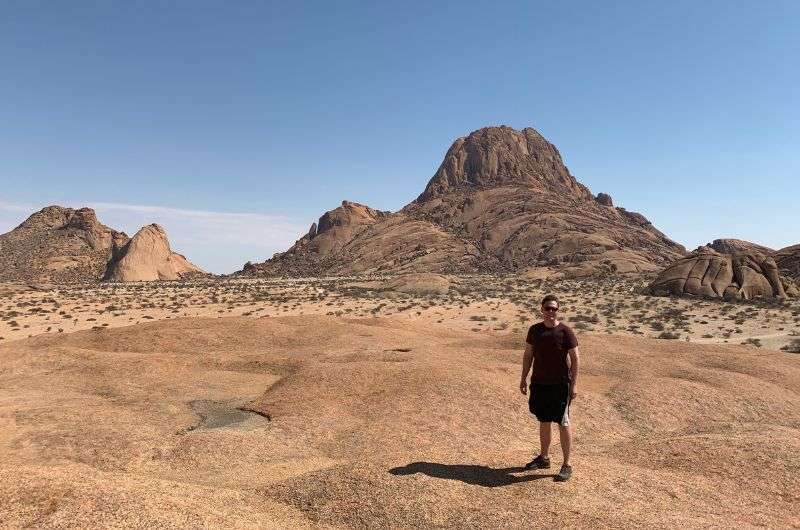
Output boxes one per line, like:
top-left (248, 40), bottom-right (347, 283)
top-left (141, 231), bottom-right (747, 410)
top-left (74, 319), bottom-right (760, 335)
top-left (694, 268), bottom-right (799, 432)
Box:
top-left (541, 302), bottom-right (559, 323)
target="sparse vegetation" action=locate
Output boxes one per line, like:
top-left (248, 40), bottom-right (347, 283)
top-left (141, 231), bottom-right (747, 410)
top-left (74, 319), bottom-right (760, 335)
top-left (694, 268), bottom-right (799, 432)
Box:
top-left (1, 274), bottom-right (797, 351)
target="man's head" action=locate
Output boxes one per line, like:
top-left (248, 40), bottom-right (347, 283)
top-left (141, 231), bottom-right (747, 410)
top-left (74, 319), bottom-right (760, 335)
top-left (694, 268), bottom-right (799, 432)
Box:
top-left (541, 294), bottom-right (559, 325)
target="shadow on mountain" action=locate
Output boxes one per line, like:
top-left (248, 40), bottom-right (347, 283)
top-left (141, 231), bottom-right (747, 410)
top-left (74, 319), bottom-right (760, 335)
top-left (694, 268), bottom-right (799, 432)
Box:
top-left (389, 461), bottom-right (554, 487)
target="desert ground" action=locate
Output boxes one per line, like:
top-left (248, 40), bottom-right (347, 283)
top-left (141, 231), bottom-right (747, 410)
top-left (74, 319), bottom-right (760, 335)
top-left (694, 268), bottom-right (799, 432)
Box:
top-left (1, 274), bottom-right (799, 528)
top-left (2, 274), bottom-right (799, 351)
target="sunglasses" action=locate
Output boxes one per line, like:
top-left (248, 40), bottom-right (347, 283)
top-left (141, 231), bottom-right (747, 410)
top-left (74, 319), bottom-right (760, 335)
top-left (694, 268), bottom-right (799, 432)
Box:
top-left (543, 306), bottom-right (559, 312)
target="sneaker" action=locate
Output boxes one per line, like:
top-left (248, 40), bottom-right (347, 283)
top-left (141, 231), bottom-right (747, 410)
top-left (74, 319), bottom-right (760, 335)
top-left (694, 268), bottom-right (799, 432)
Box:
top-left (554, 464), bottom-right (572, 482)
top-left (524, 455), bottom-right (551, 469)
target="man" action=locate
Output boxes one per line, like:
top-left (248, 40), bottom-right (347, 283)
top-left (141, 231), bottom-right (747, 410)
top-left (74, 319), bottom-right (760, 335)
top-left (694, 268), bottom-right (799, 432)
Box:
top-left (519, 294), bottom-right (580, 482)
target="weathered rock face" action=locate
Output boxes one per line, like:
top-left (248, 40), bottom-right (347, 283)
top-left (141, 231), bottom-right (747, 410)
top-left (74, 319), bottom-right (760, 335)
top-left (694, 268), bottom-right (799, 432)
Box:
top-left (247, 126), bottom-right (686, 277)
top-left (647, 247), bottom-right (796, 300)
top-left (707, 239), bottom-right (774, 256)
top-left (104, 224), bottom-right (204, 282)
top-left (288, 201), bottom-right (391, 257)
top-left (404, 186), bottom-right (683, 276)
top-left (775, 244), bottom-right (800, 281)
top-left (0, 206), bottom-right (130, 283)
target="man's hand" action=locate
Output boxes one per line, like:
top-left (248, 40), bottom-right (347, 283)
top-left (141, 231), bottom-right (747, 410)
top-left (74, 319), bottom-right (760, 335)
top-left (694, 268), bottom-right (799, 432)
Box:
top-left (519, 378), bottom-right (528, 395)
top-left (570, 386), bottom-right (578, 401)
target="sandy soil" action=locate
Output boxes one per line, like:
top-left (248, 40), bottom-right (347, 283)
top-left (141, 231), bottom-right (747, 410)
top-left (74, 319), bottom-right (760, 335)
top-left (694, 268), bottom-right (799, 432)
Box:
top-left (1, 276), bottom-right (799, 527)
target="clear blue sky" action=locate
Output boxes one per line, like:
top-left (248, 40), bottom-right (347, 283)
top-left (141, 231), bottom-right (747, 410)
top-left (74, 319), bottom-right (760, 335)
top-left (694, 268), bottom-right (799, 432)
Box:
top-left (1, 1), bottom-right (798, 273)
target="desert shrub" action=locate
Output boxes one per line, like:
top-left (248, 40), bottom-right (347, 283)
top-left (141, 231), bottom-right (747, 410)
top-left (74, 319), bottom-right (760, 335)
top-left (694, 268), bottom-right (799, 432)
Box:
top-left (657, 331), bottom-right (681, 340)
top-left (780, 339), bottom-right (800, 353)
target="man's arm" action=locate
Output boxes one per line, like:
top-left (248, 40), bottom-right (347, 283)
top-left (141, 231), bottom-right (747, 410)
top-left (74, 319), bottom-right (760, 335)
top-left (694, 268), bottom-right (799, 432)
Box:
top-left (519, 343), bottom-right (533, 395)
top-left (568, 347), bottom-right (580, 400)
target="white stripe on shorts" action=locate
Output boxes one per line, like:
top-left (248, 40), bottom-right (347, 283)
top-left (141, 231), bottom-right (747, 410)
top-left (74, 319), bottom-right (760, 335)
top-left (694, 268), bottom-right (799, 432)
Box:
top-left (560, 401), bottom-right (570, 427)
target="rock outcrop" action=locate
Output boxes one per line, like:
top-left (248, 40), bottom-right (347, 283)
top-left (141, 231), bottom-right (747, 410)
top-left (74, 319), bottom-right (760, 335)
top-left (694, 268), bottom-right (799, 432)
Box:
top-left (0, 206), bottom-right (129, 283)
top-left (595, 193), bottom-right (614, 207)
top-left (647, 247), bottom-right (796, 300)
top-left (775, 244), bottom-right (800, 281)
top-left (246, 126), bottom-right (686, 277)
top-left (104, 224), bottom-right (203, 282)
top-left (0, 206), bottom-right (203, 283)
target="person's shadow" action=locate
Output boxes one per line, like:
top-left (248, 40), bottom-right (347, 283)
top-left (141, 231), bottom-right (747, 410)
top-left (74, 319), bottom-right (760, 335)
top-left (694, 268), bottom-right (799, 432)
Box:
top-left (389, 462), bottom-right (554, 487)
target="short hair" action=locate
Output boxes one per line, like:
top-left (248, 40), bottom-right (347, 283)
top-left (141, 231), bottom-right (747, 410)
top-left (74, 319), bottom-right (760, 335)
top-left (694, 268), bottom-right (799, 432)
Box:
top-left (541, 294), bottom-right (559, 307)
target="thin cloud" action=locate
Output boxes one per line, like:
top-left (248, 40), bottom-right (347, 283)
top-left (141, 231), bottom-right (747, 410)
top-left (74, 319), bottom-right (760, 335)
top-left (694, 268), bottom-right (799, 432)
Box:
top-left (0, 200), bottom-right (36, 213)
top-left (87, 201), bottom-right (305, 244)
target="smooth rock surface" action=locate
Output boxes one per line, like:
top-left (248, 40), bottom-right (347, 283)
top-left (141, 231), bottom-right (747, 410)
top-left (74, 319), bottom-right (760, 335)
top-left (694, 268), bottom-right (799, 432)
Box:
top-left (104, 224), bottom-right (204, 281)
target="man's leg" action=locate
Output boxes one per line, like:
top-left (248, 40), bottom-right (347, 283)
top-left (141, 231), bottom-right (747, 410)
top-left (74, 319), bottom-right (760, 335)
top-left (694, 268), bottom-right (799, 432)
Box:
top-left (558, 424), bottom-right (571, 465)
top-left (539, 422), bottom-right (552, 456)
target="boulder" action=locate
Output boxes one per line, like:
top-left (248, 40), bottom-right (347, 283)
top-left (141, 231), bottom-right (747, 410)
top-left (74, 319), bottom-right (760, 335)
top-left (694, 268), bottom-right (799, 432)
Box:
top-left (648, 247), bottom-right (794, 300)
top-left (595, 193), bottom-right (614, 207)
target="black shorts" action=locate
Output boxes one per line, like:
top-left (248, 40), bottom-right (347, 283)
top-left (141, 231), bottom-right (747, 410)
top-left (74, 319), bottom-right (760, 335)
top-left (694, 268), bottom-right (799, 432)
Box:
top-left (529, 380), bottom-right (571, 426)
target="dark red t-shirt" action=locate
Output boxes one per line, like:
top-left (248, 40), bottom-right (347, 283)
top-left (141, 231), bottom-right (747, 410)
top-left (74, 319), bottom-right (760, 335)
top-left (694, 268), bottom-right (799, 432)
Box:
top-left (526, 322), bottom-right (578, 384)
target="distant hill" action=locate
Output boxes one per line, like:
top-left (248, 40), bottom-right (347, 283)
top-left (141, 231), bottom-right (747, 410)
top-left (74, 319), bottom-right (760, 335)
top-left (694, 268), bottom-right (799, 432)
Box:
top-left (244, 126), bottom-right (686, 277)
top-left (0, 206), bottom-right (203, 283)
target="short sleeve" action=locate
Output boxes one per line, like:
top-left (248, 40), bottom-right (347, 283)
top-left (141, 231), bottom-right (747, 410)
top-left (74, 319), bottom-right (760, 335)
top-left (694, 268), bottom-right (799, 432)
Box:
top-left (564, 326), bottom-right (578, 349)
top-left (525, 325), bottom-right (535, 345)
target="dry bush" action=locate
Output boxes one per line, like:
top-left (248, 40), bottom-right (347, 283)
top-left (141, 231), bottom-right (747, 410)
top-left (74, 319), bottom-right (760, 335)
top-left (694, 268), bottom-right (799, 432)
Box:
top-left (781, 339), bottom-right (800, 353)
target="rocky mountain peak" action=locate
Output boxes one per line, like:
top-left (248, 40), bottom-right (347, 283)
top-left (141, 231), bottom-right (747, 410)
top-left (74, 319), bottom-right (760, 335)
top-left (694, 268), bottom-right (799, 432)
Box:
top-left (249, 126), bottom-right (685, 277)
top-left (15, 206), bottom-right (118, 239)
top-left (16, 205), bottom-right (77, 231)
top-left (414, 126), bottom-right (592, 203)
